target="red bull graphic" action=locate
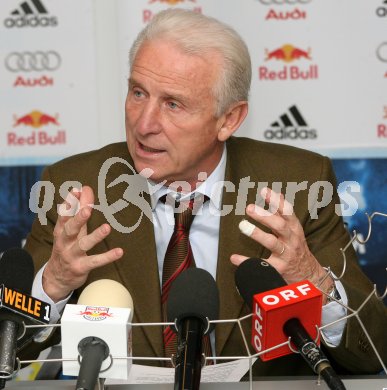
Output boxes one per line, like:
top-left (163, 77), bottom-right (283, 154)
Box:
top-left (78, 306), bottom-right (113, 321)
top-left (149, 0), bottom-right (196, 4)
top-left (144, 0), bottom-right (201, 23)
top-left (259, 44), bottom-right (318, 81)
top-left (8, 110), bottom-right (66, 146)
top-left (377, 124), bottom-right (386, 138)
top-left (377, 106), bottom-right (387, 138)
top-left (265, 44), bottom-right (311, 63)
top-left (13, 110), bottom-right (59, 128)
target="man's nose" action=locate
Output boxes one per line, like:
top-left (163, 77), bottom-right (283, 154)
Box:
top-left (136, 101), bottom-right (162, 136)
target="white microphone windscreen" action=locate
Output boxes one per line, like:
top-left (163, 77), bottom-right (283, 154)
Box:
top-left (77, 279), bottom-right (133, 311)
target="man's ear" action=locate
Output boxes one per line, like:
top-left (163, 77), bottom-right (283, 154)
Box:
top-left (217, 101), bottom-right (248, 142)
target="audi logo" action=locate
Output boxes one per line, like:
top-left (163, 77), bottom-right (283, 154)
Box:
top-left (5, 51), bottom-right (61, 72)
top-left (376, 42), bottom-right (387, 63)
top-left (258, 0), bottom-right (311, 4)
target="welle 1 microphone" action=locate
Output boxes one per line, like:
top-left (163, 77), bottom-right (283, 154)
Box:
top-left (167, 268), bottom-right (219, 390)
top-left (0, 248), bottom-right (51, 389)
top-left (61, 279), bottom-right (134, 390)
top-left (235, 258), bottom-right (346, 390)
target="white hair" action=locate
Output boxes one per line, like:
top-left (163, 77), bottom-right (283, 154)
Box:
top-left (129, 9), bottom-right (251, 117)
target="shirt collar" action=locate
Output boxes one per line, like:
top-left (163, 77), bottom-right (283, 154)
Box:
top-left (148, 145), bottom-right (227, 211)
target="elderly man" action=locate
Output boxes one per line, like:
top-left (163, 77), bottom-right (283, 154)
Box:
top-left (25, 9), bottom-right (386, 376)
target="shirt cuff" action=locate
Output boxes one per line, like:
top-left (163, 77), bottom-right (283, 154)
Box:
top-left (31, 263), bottom-right (73, 324)
top-left (320, 279), bottom-right (348, 347)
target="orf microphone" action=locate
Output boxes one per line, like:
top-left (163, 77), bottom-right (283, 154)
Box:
top-left (167, 268), bottom-right (219, 390)
top-left (0, 248), bottom-right (51, 389)
top-left (235, 258), bottom-right (346, 390)
top-left (61, 279), bottom-right (133, 389)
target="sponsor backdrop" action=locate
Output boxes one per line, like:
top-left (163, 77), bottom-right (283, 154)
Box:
top-left (0, 0), bottom-right (386, 365)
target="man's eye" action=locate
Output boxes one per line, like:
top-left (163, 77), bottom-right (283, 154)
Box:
top-left (168, 101), bottom-right (178, 109)
top-left (133, 90), bottom-right (143, 98)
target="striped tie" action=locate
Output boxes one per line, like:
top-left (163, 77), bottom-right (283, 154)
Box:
top-left (161, 194), bottom-right (213, 366)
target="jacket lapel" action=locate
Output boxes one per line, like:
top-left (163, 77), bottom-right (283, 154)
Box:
top-left (216, 140), bottom-right (267, 355)
top-left (98, 151), bottom-right (164, 358)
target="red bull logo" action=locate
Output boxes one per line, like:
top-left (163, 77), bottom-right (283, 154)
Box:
top-left (378, 106), bottom-right (387, 138)
top-left (8, 110), bottom-right (66, 146)
top-left (78, 306), bottom-right (113, 321)
top-left (148, 0), bottom-right (196, 4)
top-left (144, 0), bottom-right (201, 23)
top-left (259, 44), bottom-right (318, 81)
top-left (13, 110), bottom-right (59, 128)
top-left (265, 44), bottom-right (311, 63)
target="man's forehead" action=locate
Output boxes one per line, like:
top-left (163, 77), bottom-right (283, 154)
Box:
top-left (129, 47), bottom-right (219, 92)
top-left (132, 39), bottom-right (222, 73)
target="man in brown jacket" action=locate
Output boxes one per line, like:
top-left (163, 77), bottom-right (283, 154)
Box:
top-left (24, 9), bottom-right (386, 376)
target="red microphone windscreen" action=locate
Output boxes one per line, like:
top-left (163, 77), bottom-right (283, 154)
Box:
top-left (252, 280), bottom-right (322, 361)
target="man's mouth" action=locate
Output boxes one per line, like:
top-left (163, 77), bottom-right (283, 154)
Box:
top-left (139, 142), bottom-right (165, 153)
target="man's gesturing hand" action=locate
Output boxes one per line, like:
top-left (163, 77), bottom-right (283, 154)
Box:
top-left (231, 187), bottom-right (334, 299)
top-left (42, 186), bottom-right (123, 302)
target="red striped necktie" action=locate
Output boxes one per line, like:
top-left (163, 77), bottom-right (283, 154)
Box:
top-left (161, 194), bottom-right (213, 366)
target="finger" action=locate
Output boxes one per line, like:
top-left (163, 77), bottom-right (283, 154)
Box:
top-left (54, 189), bottom-right (82, 236)
top-left (230, 254), bottom-right (249, 266)
top-left (71, 186), bottom-right (98, 237)
top-left (262, 257), bottom-right (288, 275)
top-left (261, 187), bottom-right (293, 217)
top-left (77, 224), bottom-right (112, 253)
top-left (245, 205), bottom-right (291, 241)
top-left (62, 206), bottom-right (92, 239)
top-left (239, 219), bottom-right (286, 255)
top-left (83, 248), bottom-right (124, 273)
top-left (79, 185), bottom-right (95, 209)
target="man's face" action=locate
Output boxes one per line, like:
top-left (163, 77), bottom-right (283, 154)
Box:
top-left (125, 39), bottom-right (226, 189)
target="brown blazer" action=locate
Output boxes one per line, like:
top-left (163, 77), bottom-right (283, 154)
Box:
top-left (24, 137), bottom-right (387, 376)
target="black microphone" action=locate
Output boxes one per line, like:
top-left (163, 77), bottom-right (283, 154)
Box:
top-left (76, 336), bottom-right (109, 390)
top-left (0, 248), bottom-right (50, 389)
top-left (235, 258), bottom-right (346, 390)
top-left (167, 268), bottom-right (219, 390)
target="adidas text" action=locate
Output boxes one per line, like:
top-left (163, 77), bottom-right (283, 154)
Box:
top-left (4, 15), bottom-right (57, 28)
top-left (264, 128), bottom-right (318, 140)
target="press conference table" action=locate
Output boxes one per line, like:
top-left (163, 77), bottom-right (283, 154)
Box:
top-left (6, 377), bottom-right (387, 390)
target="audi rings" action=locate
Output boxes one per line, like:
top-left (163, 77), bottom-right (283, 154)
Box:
top-left (5, 51), bottom-right (61, 72)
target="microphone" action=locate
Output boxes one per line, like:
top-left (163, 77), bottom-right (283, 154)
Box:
top-left (61, 279), bottom-right (133, 390)
top-left (167, 268), bottom-right (219, 390)
top-left (235, 258), bottom-right (346, 390)
top-left (0, 248), bottom-right (51, 389)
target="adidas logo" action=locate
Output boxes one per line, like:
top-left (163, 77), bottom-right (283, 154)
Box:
top-left (264, 105), bottom-right (318, 140)
top-left (4, 0), bottom-right (58, 28)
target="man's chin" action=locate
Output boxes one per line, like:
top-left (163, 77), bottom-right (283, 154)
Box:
top-left (135, 164), bottom-right (167, 184)
top-left (136, 169), bottom-right (192, 191)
